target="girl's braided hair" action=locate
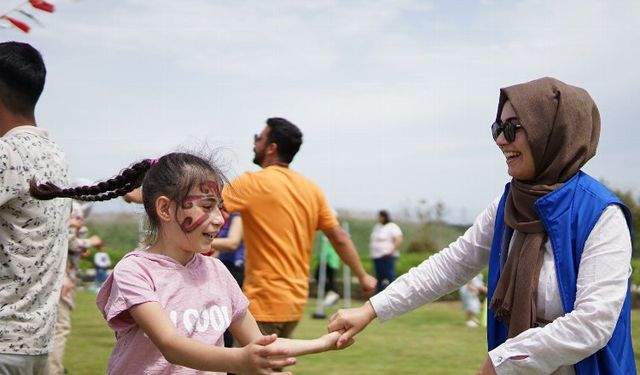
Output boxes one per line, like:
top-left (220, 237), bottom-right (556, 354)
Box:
top-left (30, 152), bottom-right (226, 242)
top-left (30, 159), bottom-right (153, 202)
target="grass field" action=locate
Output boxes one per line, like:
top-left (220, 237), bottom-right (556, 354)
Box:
top-left (65, 291), bottom-right (640, 375)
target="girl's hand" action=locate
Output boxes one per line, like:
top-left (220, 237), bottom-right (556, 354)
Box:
top-left (237, 334), bottom-right (296, 375)
top-left (327, 301), bottom-right (377, 348)
top-left (322, 330), bottom-right (354, 350)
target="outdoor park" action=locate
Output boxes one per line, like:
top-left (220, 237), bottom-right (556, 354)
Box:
top-left (64, 209), bottom-right (639, 374)
top-left (2, 1), bottom-right (640, 375)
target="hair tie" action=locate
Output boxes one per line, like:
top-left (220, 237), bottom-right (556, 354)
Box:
top-left (149, 159), bottom-right (159, 166)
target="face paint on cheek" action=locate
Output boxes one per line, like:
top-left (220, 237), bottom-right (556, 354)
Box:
top-left (179, 198), bottom-right (209, 233)
top-left (179, 180), bottom-right (222, 234)
top-left (180, 194), bottom-right (219, 234)
top-left (180, 212), bottom-right (209, 233)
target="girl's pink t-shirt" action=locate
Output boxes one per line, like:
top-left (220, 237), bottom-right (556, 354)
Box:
top-left (97, 251), bottom-right (249, 374)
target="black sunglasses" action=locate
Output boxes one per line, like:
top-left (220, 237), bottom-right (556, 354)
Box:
top-left (491, 118), bottom-right (522, 143)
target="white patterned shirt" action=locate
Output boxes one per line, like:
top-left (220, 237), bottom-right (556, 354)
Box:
top-left (0, 125), bottom-right (70, 355)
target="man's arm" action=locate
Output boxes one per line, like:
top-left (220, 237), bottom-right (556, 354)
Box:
top-left (123, 187), bottom-right (143, 204)
top-left (322, 225), bottom-right (376, 296)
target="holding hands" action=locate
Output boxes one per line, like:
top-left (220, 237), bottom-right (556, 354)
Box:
top-left (237, 331), bottom-right (348, 374)
top-left (327, 301), bottom-right (377, 349)
top-left (236, 334), bottom-right (295, 375)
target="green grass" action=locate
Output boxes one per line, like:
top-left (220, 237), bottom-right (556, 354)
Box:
top-left (73, 214), bottom-right (639, 373)
top-left (65, 291), bottom-right (640, 374)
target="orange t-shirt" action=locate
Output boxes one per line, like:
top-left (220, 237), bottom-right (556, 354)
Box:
top-left (222, 166), bottom-right (338, 322)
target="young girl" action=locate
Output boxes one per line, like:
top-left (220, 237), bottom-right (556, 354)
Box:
top-left (31, 152), bottom-right (346, 375)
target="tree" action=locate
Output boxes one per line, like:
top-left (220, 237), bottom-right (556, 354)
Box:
top-left (406, 199), bottom-right (448, 254)
top-left (611, 188), bottom-right (640, 258)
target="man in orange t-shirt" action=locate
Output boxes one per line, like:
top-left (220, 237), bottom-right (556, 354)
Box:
top-left (222, 117), bottom-right (376, 338)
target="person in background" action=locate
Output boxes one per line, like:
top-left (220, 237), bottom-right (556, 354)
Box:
top-left (31, 152), bottom-right (350, 374)
top-left (211, 211), bottom-right (245, 349)
top-left (212, 212), bottom-right (245, 288)
top-left (46, 202), bottom-right (102, 375)
top-left (459, 273), bottom-right (487, 328)
top-left (93, 247), bottom-right (112, 291)
top-left (328, 77), bottom-right (636, 374)
top-left (369, 210), bottom-right (403, 293)
top-left (222, 117), bottom-right (377, 342)
top-left (314, 232), bottom-right (342, 307)
top-left (0, 41), bottom-right (70, 374)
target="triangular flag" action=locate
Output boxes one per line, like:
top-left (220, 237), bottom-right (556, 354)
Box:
top-left (3, 16), bottom-right (30, 33)
top-left (30, 0), bottom-right (55, 13)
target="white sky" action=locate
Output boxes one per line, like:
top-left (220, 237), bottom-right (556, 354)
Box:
top-left (2, 0), bottom-right (639, 223)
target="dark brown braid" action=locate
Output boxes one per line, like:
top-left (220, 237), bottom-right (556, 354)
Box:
top-left (30, 159), bottom-right (154, 201)
top-left (31, 152), bottom-right (227, 244)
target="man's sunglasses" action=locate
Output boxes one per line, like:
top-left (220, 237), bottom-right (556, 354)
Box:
top-left (491, 118), bottom-right (522, 143)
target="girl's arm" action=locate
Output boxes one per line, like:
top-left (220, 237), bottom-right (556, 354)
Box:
top-left (230, 309), bottom-right (344, 356)
top-left (212, 216), bottom-right (243, 252)
top-left (129, 302), bottom-right (295, 375)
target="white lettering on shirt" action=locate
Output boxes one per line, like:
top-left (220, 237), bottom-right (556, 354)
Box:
top-left (169, 304), bottom-right (231, 334)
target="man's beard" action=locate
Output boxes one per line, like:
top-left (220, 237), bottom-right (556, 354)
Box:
top-left (252, 148), bottom-right (265, 166)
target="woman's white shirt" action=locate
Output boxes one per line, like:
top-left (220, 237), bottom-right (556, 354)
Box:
top-left (369, 198), bottom-right (632, 375)
top-left (369, 222), bottom-right (403, 259)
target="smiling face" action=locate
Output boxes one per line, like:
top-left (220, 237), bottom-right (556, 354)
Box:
top-left (496, 101), bottom-right (536, 181)
top-left (175, 180), bottom-right (225, 253)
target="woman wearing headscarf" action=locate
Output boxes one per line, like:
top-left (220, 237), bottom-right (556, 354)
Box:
top-left (328, 77), bottom-right (636, 374)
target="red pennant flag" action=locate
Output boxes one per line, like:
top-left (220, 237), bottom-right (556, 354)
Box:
top-left (30, 0), bottom-right (55, 13)
top-left (3, 16), bottom-right (30, 33)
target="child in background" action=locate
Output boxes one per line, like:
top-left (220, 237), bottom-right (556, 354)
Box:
top-left (93, 246), bottom-right (112, 291)
top-left (459, 273), bottom-right (487, 328)
top-left (30, 152), bottom-right (346, 375)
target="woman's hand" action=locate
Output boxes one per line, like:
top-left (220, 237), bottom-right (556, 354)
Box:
top-left (327, 301), bottom-right (377, 348)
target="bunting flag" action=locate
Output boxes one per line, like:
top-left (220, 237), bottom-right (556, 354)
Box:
top-left (30, 0), bottom-right (55, 13)
top-left (1, 0), bottom-right (57, 33)
top-left (3, 15), bottom-right (31, 33)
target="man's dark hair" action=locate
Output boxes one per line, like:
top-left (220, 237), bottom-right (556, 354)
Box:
top-left (266, 117), bottom-right (303, 163)
top-left (0, 41), bottom-right (46, 117)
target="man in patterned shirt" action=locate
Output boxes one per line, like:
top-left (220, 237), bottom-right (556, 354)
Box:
top-left (0, 41), bottom-right (71, 374)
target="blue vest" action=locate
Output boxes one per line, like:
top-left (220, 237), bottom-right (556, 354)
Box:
top-left (487, 171), bottom-right (636, 374)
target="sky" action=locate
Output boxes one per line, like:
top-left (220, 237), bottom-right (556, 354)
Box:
top-left (2, 0), bottom-right (639, 223)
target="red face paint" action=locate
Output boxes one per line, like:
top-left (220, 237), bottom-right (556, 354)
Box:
top-left (179, 181), bottom-right (221, 233)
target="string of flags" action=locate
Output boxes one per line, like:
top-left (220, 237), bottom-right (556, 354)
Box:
top-left (1, 0), bottom-right (56, 33)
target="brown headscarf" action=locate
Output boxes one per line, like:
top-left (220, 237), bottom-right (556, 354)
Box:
top-left (489, 77), bottom-right (600, 337)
